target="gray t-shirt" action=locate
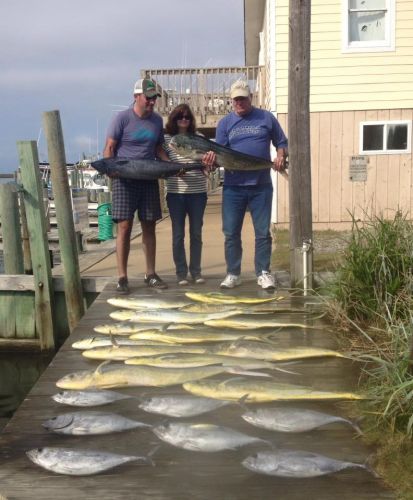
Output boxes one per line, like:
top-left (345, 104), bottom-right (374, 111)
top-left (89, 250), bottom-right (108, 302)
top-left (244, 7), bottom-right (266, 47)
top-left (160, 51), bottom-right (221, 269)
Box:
top-left (106, 107), bottom-right (164, 159)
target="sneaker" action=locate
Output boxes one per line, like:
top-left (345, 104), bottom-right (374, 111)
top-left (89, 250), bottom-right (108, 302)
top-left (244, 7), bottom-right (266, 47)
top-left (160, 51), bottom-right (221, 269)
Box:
top-left (193, 276), bottom-right (206, 285)
top-left (257, 271), bottom-right (276, 290)
top-left (220, 274), bottom-right (241, 289)
top-left (116, 277), bottom-right (129, 294)
top-left (144, 273), bottom-right (168, 289)
top-left (178, 278), bottom-right (189, 286)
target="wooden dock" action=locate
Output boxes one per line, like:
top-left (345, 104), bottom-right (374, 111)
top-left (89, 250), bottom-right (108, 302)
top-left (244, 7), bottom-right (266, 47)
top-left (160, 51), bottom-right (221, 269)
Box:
top-left (0, 278), bottom-right (393, 499)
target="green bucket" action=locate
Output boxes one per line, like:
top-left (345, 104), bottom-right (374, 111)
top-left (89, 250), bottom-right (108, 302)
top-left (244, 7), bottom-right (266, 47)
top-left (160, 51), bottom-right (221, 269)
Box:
top-left (97, 202), bottom-right (114, 241)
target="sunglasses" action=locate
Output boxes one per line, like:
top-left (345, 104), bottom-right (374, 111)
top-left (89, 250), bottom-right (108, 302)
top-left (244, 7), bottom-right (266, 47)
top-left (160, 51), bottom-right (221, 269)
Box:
top-left (176, 114), bottom-right (191, 120)
top-left (144, 95), bottom-right (158, 101)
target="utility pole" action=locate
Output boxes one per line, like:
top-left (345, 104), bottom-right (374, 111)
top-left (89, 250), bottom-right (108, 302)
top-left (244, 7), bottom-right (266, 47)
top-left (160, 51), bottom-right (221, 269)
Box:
top-left (288, 0), bottom-right (313, 290)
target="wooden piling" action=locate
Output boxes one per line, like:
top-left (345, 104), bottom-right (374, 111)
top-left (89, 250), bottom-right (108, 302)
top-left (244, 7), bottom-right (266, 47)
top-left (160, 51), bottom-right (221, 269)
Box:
top-left (42, 110), bottom-right (85, 331)
top-left (0, 184), bottom-right (24, 274)
top-left (17, 141), bottom-right (55, 350)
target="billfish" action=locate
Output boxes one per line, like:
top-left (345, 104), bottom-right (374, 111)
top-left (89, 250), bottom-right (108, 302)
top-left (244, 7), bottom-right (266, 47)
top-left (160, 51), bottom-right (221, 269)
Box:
top-left (42, 411), bottom-right (151, 435)
top-left (107, 297), bottom-right (189, 310)
top-left (52, 389), bottom-right (133, 407)
top-left (241, 407), bottom-right (362, 434)
top-left (91, 157), bottom-right (204, 181)
top-left (152, 422), bottom-right (269, 452)
top-left (242, 450), bottom-right (376, 478)
top-left (183, 378), bottom-right (364, 402)
top-left (56, 362), bottom-right (269, 390)
top-left (26, 447), bottom-right (154, 476)
top-left (111, 308), bottom-right (243, 324)
top-left (185, 291), bottom-right (279, 305)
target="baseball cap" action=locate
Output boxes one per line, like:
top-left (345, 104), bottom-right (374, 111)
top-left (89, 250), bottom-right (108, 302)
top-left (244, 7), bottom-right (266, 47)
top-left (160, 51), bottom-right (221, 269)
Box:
top-left (230, 79), bottom-right (251, 99)
top-left (133, 78), bottom-right (161, 98)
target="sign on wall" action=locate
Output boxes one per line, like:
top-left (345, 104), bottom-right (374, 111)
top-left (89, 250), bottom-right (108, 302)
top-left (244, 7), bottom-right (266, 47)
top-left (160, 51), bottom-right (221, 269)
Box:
top-left (349, 156), bottom-right (368, 182)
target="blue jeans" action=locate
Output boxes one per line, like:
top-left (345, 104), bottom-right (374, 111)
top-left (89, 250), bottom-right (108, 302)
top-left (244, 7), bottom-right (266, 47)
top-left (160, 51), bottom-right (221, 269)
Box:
top-left (222, 184), bottom-right (273, 276)
top-left (166, 192), bottom-right (207, 279)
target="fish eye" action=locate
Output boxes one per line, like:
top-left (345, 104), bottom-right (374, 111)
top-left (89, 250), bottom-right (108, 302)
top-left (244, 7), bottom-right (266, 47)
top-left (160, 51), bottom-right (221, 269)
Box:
top-left (37, 448), bottom-right (43, 452)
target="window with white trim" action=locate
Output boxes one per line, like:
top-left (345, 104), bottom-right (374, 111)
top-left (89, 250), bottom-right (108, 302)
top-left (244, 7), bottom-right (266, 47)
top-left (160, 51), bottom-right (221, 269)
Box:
top-left (342, 0), bottom-right (395, 52)
top-left (360, 121), bottom-right (412, 154)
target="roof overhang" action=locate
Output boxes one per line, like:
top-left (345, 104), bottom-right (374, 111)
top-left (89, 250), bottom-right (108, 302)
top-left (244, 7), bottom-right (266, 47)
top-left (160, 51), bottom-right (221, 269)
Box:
top-left (244, 0), bottom-right (266, 66)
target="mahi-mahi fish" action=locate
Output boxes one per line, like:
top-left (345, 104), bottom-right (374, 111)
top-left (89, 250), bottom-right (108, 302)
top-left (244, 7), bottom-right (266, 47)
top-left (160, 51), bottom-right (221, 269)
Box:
top-left (111, 308), bottom-right (244, 324)
top-left (56, 362), bottom-right (269, 390)
top-left (26, 447), bottom-right (154, 476)
top-left (82, 344), bottom-right (205, 361)
top-left (183, 378), bottom-right (364, 402)
top-left (52, 389), bottom-right (133, 407)
top-left (91, 156), bottom-right (204, 181)
top-left (72, 337), bottom-right (166, 350)
top-left (107, 296), bottom-right (189, 310)
top-left (94, 322), bottom-right (194, 335)
top-left (42, 411), bottom-right (151, 435)
top-left (153, 422), bottom-right (269, 452)
top-left (185, 291), bottom-right (279, 305)
top-left (242, 450), bottom-right (377, 478)
top-left (241, 407), bottom-right (362, 434)
top-left (204, 317), bottom-right (312, 329)
top-left (128, 329), bottom-right (263, 344)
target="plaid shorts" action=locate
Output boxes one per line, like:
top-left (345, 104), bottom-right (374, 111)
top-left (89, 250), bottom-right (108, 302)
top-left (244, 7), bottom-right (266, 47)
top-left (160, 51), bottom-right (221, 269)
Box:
top-left (112, 178), bottom-right (162, 222)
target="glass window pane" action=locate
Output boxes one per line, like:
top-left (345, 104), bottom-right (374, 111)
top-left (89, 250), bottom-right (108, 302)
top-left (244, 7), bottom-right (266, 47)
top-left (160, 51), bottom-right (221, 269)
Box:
top-left (363, 125), bottom-right (384, 150)
top-left (350, 0), bottom-right (386, 9)
top-left (349, 11), bottom-right (386, 42)
top-left (386, 124), bottom-right (408, 150)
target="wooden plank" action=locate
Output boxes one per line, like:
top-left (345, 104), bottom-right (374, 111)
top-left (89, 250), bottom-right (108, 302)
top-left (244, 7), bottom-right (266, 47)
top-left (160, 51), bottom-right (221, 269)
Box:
top-left (352, 111), bottom-right (366, 220)
top-left (400, 109), bottom-right (413, 217)
top-left (341, 111), bottom-right (355, 222)
top-left (43, 111), bottom-right (85, 331)
top-left (310, 112), bottom-right (320, 223)
top-left (0, 293), bottom-right (16, 338)
top-left (387, 110), bottom-right (402, 218)
top-left (17, 141), bottom-right (55, 351)
top-left (318, 112), bottom-right (331, 223)
top-left (14, 291), bottom-right (36, 339)
top-left (0, 276), bottom-right (110, 294)
top-left (329, 112), bottom-right (343, 223)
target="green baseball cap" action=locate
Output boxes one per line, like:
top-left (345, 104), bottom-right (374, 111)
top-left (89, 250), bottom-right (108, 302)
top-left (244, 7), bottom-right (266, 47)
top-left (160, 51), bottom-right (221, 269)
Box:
top-left (133, 78), bottom-right (161, 98)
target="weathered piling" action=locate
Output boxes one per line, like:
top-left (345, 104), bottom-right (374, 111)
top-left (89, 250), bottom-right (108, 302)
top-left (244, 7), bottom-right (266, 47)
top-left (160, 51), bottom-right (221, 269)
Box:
top-left (42, 110), bottom-right (85, 331)
top-left (0, 184), bottom-right (24, 274)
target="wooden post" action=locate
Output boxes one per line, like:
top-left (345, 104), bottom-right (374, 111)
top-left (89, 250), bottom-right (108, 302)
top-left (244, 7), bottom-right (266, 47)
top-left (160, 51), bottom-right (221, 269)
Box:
top-left (42, 110), bottom-right (85, 331)
top-left (288, 0), bottom-right (313, 289)
top-left (17, 141), bottom-right (55, 350)
top-left (18, 189), bottom-right (33, 274)
top-left (0, 184), bottom-right (24, 274)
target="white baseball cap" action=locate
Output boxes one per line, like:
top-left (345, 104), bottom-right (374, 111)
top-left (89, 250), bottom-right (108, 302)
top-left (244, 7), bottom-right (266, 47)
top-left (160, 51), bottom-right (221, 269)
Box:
top-left (230, 79), bottom-right (251, 99)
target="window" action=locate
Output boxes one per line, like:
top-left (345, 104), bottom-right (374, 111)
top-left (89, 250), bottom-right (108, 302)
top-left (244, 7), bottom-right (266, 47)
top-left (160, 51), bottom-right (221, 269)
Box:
top-left (360, 121), bottom-right (411, 154)
top-left (342, 0), bottom-right (395, 52)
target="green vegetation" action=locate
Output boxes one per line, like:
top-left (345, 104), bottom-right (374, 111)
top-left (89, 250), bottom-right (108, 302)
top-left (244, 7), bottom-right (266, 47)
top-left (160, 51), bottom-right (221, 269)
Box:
top-left (322, 212), bottom-right (413, 499)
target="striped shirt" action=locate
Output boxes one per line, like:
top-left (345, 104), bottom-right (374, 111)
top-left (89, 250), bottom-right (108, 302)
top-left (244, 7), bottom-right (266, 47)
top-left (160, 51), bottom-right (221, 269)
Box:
top-left (163, 134), bottom-right (208, 194)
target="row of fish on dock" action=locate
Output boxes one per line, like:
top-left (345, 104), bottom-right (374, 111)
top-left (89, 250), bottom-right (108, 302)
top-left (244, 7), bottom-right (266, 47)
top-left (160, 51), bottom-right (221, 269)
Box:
top-left (27, 291), bottom-right (378, 479)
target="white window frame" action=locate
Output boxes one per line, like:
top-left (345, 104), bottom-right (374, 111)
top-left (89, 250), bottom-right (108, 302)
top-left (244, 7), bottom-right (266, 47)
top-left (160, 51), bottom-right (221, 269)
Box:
top-left (342, 0), bottom-right (395, 53)
top-left (359, 120), bottom-right (412, 155)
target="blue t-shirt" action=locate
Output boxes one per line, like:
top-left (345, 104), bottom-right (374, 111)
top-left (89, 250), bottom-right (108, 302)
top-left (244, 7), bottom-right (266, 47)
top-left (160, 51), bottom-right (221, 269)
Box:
top-left (106, 107), bottom-right (164, 159)
top-left (215, 107), bottom-right (288, 186)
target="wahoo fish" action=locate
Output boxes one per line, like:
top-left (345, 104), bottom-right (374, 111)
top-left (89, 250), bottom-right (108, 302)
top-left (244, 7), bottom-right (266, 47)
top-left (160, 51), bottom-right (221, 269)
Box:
top-left (128, 329), bottom-right (262, 344)
top-left (94, 322), bottom-right (194, 335)
top-left (183, 378), bottom-right (364, 402)
top-left (82, 344), bottom-right (205, 361)
top-left (169, 134), bottom-right (282, 173)
top-left (26, 446), bottom-right (154, 476)
top-left (112, 308), bottom-right (244, 324)
top-left (241, 407), bottom-right (362, 434)
top-left (56, 362), bottom-right (269, 390)
top-left (185, 291), bottom-right (279, 305)
top-left (204, 317), bottom-right (312, 329)
top-left (91, 157), bottom-right (204, 181)
top-left (72, 337), bottom-right (166, 350)
top-left (210, 340), bottom-right (344, 361)
top-left (107, 297), bottom-right (189, 310)
top-left (52, 389), bottom-right (133, 407)
top-left (138, 394), bottom-right (232, 418)
top-left (125, 353), bottom-right (298, 375)
top-left (153, 422), bottom-right (269, 452)
top-left (242, 450), bottom-right (376, 478)
top-left (42, 411), bottom-right (151, 435)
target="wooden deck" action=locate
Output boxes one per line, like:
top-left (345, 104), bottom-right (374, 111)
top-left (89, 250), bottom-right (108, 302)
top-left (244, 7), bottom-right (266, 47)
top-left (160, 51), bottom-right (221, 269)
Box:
top-left (0, 279), bottom-right (393, 499)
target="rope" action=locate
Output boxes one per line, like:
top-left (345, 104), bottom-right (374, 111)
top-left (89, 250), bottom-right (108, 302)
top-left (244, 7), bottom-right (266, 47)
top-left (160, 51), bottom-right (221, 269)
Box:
top-left (97, 202), bottom-right (114, 241)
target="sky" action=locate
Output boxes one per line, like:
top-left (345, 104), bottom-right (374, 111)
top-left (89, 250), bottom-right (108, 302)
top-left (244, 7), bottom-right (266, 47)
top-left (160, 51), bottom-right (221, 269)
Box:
top-left (0, 0), bottom-right (245, 174)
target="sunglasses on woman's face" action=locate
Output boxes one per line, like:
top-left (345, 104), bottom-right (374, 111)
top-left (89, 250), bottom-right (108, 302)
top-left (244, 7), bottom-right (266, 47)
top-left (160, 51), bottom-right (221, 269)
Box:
top-left (176, 114), bottom-right (191, 120)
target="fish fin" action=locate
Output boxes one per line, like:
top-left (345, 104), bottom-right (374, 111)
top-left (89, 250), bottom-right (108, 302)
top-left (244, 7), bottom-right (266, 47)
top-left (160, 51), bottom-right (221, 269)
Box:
top-left (115, 160), bottom-right (130, 166)
top-left (225, 367), bottom-right (271, 378)
top-left (363, 454), bottom-right (380, 478)
top-left (351, 416), bottom-right (364, 435)
top-left (236, 394), bottom-right (250, 410)
top-left (95, 360), bottom-right (111, 375)
top-left (110, 334), bottom-right (119, 347)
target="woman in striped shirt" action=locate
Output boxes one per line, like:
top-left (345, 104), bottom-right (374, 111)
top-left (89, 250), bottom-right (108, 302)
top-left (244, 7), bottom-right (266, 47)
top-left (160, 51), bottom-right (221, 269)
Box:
top-left (163, 104), bottom-right (208, 286)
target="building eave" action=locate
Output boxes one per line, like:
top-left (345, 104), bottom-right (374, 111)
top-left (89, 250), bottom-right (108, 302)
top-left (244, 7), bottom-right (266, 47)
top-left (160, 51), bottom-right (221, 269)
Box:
top-left (244, 0), bottom-right (266, 66)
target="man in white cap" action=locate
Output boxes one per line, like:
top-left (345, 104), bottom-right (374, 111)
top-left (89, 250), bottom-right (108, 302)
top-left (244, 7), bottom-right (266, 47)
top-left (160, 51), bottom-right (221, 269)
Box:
top-left (204, 79), bottom-right (288, 291)
top-left (103, 78), bottom-right (170, 293)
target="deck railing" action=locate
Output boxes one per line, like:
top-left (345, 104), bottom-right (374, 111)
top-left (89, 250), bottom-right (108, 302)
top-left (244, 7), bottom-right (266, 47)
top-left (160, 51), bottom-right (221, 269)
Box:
top-left (141, 66), bottom-right (263, 126)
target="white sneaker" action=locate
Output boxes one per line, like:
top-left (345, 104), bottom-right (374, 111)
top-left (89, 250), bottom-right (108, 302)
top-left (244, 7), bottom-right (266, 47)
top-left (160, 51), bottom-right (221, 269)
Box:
top-left (220, 274), bottom-right (242, 289)
top-left (257, 271), bottom-right (276, 290)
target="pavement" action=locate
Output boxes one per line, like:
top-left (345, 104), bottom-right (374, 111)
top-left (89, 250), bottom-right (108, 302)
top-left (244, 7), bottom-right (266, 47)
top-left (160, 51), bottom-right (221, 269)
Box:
top-left (82, 187), bottom-right (259, 287)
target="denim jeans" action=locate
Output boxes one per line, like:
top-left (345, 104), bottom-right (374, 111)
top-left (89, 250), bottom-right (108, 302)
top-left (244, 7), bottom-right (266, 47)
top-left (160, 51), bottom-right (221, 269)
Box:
top-left (166, 192), bottom-right (207, 279)
top-left (222, 184), bottom-right (273, 276)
